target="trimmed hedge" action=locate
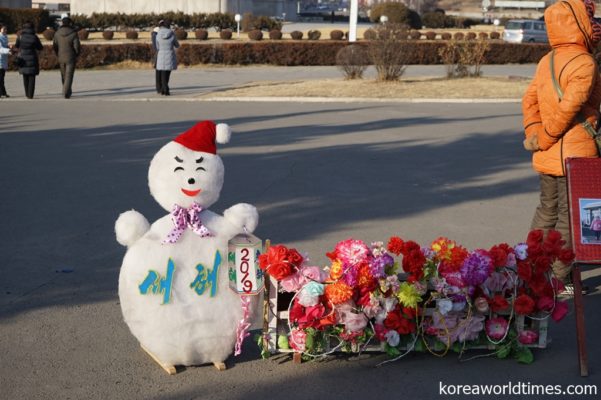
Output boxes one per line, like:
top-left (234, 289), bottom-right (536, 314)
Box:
top-left (6, 42), bottom-right (552, 70)
top-left (0, 7), bottom-right (54, 33)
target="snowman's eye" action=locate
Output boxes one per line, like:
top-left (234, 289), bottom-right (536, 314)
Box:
top-left (196, 166), bottom-right (205, 171)
top-left (174, 166), bottom-right (184, 172)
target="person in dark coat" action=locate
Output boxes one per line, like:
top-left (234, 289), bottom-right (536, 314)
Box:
top-left (155, 20), bottom-right (179, 96)
top-left (52, 17), bottom-right (80, 99)
top-left (14, 22), bottom-right (43, 99)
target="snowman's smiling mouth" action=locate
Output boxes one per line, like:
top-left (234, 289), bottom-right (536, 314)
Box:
top-left (181, 188), bottom-right (201, 197)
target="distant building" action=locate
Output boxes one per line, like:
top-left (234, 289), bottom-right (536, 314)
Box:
top-left (32, 2), bottom-right (70, 12)
top-left (70, 0), bottom-right (298, 20)
top-left (0, 0), bottom-right (32, 8)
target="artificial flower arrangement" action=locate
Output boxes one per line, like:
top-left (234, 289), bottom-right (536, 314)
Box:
top-left (256, 230), bottom-right (574, 364)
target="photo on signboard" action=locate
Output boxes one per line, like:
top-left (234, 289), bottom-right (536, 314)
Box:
top-left (579, 198), bottom-right (601, 244)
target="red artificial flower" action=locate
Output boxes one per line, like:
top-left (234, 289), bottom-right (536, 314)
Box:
top-left (489, 294), bottom-right (510, 312)
top-left (387, 236), bottom-right (404, 256)
top-left (289, 299), bottom-right (305, 324)
top-left (356, 263), bottom-right (374, 288)
top-left (528, 273), bottom-right (549, 296)
top-left (287, 248), bottom-right (304, 268)
top-left (258, 244), bottom-right (294, 280)
top-left (527, 230), bottom-right (544, 247)
top-left (558, 248), bottom-right (575, 265)
top-left (319, 312), bottom-right (336, 328)
top-left (545, 230), bottom-right (563, 246)
top-left (517, 260), bottom-right (532, 282)
top-left (514, 294), bottom-right (536, 315)
top-left (536, 296), bottom-right (554, 312)
top-left (489, 243), bottom-right (512, 268)
top-left (290, 301), bottom-right (327, 329)
top-left (534, 255), bottom-right (552, 274)
top-left (383, 306), bottom-right (416, 335)
top-left (551, 301), bottom-right (569, 322)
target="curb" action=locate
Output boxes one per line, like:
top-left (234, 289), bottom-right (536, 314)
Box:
top-left (0, 96), bottom-right (523, 103)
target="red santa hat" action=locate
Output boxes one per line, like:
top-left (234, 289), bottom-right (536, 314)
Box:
top-left (173, 120), bottom-right (231, 154)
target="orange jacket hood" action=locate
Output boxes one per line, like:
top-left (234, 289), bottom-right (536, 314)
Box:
top-left (546, 0), bottom-right (594, 52)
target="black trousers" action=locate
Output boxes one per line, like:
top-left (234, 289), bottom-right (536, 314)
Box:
top-left (0, 69), bottom-right (6, 96)
top-left (22, 74), bottom-right (36, 99)
top-left (59, 62), bottom-right (75, 98)
top-left (158, 70), bottom-right (171, 95)
top-left (155, 69), bottom-right (161, 93)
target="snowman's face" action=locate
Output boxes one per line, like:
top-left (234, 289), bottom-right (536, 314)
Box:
top-left (148, 141), bottom-right (224, 211)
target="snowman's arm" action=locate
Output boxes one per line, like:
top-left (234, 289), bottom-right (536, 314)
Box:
top-left (220, 203), bottom-right (259, 236)
top-left (115, 209), bottom-right (150, 247)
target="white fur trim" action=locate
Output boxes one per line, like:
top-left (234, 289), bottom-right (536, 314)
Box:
top-left (115, 210), bottom-right (150, 247)
top-left (215, 123), bottom-right (231, 144)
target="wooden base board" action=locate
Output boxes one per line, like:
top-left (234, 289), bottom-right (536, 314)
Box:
top-left (141, 345), bottom-right (177, 375)
top-left (213, 362), bottom-right (227, 371)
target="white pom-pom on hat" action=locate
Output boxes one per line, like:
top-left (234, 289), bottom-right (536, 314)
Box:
top-left (216, 123), bottom-right (231, 144)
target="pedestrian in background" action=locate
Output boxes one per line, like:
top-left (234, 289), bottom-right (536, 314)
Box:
top-left (522, 0), bottom-right (601, 292)
top-left (0, 23), bottom-right (10, 97)
top-left (155, 19), bottom-right (179, 96)
top-left (14, 21), bottom-right (43, 99)
top-left (151, 22), bottom-right (161, 94)
top-left (53, 17), bottom-right (80, 99)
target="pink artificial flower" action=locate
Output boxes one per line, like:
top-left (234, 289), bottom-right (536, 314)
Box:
top-left (443, 271), bottom-right (465, 288)
top-left (485, 317), bottom-right (508, 341)
top-left (279, 271), bottom-right (304, 293)
top-left (551, 301), bottom-right (569, 322)
top-left (334, 239), bottom-right (370, 265)
top-left (374, 323), bottom-right (388, 341)
top-left (289, 328), bottom-right (306, 352)
top-left (518, 330), bottom-right (539, 345)
top-left (474, 296), bottom-right (490, 313)
top-left (300, 266), bottom-right (326, 283)
top-left (343, 311), bottom-right (368, 333)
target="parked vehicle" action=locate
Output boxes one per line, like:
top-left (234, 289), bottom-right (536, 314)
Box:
top-left (503, 19), bottom-right (548, 43)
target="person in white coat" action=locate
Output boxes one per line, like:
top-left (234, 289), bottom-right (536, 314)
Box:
top-left (154, 20), bottom-right (179, 96)
top-left (0, 24), bottom-right (10, 98)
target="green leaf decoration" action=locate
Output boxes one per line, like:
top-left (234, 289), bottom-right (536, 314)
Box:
top-left (496, 344), bottom-right (511, 359)
top-left (433, 340), bottom-right (446, 352)
top-left (277, 335), bottom-right (290, 350)
top-left (414, 338), bottom-right (426, 353)
top-left (228, 268), bottom-right (236, 281)
top-left (451, 342), bottom-right (462, 353)
top-left (514, 346), bottom-right (534, 364)
top-left (385, 343), bottom-right (401, 358)
top-left (305, 330), bottom-right (315, 352)
top-left (228, 252), bottom-right (235, 263)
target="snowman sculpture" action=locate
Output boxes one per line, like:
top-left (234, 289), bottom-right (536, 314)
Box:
top-left (115, 121), bottom-right (258, 372)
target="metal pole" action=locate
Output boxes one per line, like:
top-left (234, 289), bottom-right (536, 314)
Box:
top-left (348, 0), bottom-right (358, 42)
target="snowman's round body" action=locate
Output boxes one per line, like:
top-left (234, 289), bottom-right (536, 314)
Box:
top-left (115, 122), bottom-right (259, 367)
top-left (119, 212), bottom-right (241, 366)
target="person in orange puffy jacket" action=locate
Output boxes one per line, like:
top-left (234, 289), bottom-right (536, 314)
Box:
top-left (522, 0), bottom-right (601, 283)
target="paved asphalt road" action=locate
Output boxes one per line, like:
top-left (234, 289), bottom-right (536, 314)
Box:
top-left (0, 67), bottom-right (599, 400)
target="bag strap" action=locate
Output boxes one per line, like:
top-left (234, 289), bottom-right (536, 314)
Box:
top-left (549, 50), bottom-right (599, 139)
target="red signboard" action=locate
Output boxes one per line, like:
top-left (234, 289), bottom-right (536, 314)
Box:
top-left (566, 157), bottom-right (601, 264)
